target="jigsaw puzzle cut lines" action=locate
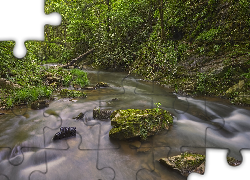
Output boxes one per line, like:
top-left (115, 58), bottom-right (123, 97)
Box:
top-left (1, 69), bottom-right (249, 179)
top-left (1, 1), bottom-right (250, 180)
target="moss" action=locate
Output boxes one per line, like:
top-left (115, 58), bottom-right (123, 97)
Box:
top-left (109, 108), bottom-right (173, 140)
top-left (93, 108), bottom-right (113, 119)
top-left (159, 152), bottom-right (205, 177)
top-left (160, 152), bottom-right (242, 177)
top-left (227, 156), bottom-right (241, 166)
top-left (95, 82), bottom-right (109, 87)
top-left (60, 89), bottom-right (87, 98)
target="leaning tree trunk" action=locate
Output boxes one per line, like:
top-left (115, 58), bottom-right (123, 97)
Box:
top-left (159, 0), bottom-right (165, 42)
top-left (61, 48), bottom-right (95, 68)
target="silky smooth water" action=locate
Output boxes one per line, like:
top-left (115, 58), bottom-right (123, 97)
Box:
top-left (0, 69), bottom-right (250, 180)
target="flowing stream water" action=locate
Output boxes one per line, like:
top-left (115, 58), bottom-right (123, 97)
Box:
top-left (0, 69), bottom-right (250, 180)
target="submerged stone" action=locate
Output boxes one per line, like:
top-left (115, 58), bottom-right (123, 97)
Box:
top-left (83, 86), bottom-right (97, 90)
top-left (109, 108), bottom-right (173, 140)
top-left (106, 98), bottom-right (120, 105)
top-left (53, 127), bottom-right (76, 140)
top-left (137, 147), bottom-right (151, 153)
top-left (72, 112), bottom-right (84, 120)
top-left (93, 108), bottom-right (113, 120)
top-left (95, 82), bottom-right (109, 88)
top-left (128, 141), bottom-right (141, 149)
top-left (31, 100), bottom-right (49, 110)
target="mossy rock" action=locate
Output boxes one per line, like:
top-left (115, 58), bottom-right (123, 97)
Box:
top-left (31, 100), bottom-right (49, 110)
top-left (159, 152), bottom-right (205, 177)
top-left (109, 108), bottom-right (173, 140)
top-left (93, 108), bottom-right (113, 120)
top-left (96, 82), bottom-right (109, 88)
top-left (72, 112), bottom-right (84, 120)
top-left (227, 156), bottom-right (241, 166)
top-left (159, 152), bottom-right (241, 177)
top-left (60, 89), bottom-right (87, 98)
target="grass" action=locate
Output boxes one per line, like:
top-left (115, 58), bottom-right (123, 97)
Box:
top-left (0, 66), bottom-right (89, 109)
top-left (1, 85), bottom-right (53, 109)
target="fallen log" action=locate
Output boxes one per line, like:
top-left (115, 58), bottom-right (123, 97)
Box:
top-left (62, 48), bottom-right (95, 68)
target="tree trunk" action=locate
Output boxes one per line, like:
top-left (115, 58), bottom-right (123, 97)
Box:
top-left (106, 0), bottom-right (110, 33)
top-left (62, 48), bottom-right (95, 68)
top-left (159, 0), bottom-right (165, 42)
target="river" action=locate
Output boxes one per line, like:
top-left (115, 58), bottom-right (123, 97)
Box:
top-left (0, 69), bottom-right (250, 180)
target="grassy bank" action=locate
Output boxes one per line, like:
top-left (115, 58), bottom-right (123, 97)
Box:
top-left (0, 62), bottom-right (89, 109)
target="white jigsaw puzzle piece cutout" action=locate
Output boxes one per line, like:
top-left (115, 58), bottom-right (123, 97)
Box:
top-left (188, 148), bottom-right (249, 180)
top-left (0, 0), bottom-right (61, 58)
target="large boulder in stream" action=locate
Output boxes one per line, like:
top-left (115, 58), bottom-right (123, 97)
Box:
top-left (109, 108), bottom-right (173, 140)
top-left (159, 152), bottom-right (241, 177)
top-left (159, 152), bottom-right (205, 177)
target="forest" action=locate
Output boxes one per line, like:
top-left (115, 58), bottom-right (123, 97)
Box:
top-left (0, 0), bottom-right (250, 109)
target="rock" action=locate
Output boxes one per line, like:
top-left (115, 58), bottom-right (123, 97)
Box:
top-left (73, 112), bottom-right (84, 120)
top-left (128, 141), bottom-right (141, 149)
top-left (137, 147), bottom-right (151, 153)
top-left (0, 113), bottom-right (5, 115)
top-left (106, 98), bottom-right (120, 105)
top-left (95, 82), bottom-right (109, 88)
top-left (159, 152), bottom-right (205, 177)
top-left (227, 156), bottom-right (242, 166)
top-left (73, 84), bottom-right (82, 90)
top-left (0, 78), bottom-right (21, 89)
top-left (93, 108), bottom-right (113, 120)
top-left (159, 152), bottom-right (242, 177)
top-left (60, 89), bottom-right (87, 98)
top-left (53, 127), bottom-right (76, 140)
top-left (83, 86), bottom-right (97, 90)
top-left (109, 108), bottom-right (173, 141)
top-left (31, 100), bottom-right (49, 110)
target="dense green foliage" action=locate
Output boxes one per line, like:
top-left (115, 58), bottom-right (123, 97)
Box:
top-left (0, 0), bottom-right (250, 107)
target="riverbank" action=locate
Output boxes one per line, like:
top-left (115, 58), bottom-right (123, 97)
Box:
top-left (130, 53), bottom-right (250, 107)
top-left (0, 64), bottom-right (89, 110)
